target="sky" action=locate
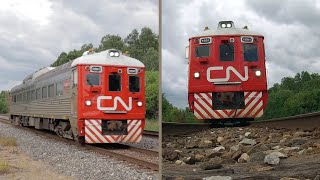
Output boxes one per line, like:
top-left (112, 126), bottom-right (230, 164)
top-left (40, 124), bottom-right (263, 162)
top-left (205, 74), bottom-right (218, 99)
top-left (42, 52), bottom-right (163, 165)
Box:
top-left (162, 0), bottom-right (320, 108)
top-left (0, 0), bottom-right (158, 91)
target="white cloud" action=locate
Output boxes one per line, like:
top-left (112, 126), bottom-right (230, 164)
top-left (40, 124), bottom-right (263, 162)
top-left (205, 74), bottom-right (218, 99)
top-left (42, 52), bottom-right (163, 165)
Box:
top-left (0, 0), bottom-right (158, 91)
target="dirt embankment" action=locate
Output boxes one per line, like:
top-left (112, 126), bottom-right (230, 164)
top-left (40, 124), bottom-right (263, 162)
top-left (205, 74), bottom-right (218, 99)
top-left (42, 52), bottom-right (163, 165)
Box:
top-left (162, 127), bottom-right (320, 180)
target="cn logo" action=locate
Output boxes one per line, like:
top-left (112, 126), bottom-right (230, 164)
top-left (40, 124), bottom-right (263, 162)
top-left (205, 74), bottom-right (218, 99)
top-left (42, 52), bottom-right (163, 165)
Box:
top-left (207, 66), bottom-right (248, 83)
top-left (97, 96), bottom-right (132, 111)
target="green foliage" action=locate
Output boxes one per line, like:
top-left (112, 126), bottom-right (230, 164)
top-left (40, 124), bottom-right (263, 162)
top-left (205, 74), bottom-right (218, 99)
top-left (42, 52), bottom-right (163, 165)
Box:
top-left (260, 71), bottom-right (320, 120)
top-left (162, 94), bottom-right (197, 123)
top-left (0, 91), bottom-right (9, 114)
top-left (145, 71), bottom-right (159, 119)
top-left (51, 27), bottom-right (159, 71)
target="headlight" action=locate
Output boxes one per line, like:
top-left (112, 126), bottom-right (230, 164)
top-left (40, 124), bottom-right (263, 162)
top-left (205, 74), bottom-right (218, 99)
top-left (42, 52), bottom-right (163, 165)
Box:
top-left (255, 70), bottom-right (261, 77)
top-left (85, 100), bottom-right (92, 106)
top-left (137, 101), bottom-right (142, 107)
top-left (194, 72), bottom-right (200, 78)
top-left (114, 52), bottom-right (120, 57)
top-left (110, 52), bottom-right (115, 57)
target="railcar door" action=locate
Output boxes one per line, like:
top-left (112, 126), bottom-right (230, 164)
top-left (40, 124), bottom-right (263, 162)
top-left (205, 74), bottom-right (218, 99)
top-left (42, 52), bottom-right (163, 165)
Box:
top-left (70, 68), bottom-right (79, 139)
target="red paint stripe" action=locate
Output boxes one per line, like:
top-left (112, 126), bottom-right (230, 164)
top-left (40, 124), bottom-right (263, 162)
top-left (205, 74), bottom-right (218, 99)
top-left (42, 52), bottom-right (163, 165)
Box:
top-left (252, 103), bottom-right (264, 117)
top-left (194, 97), bottom-right (215, 119)
top-left (244, 99), bottom-right (262, 117)
top-left (244, 92), bottom-right (258, 107)
top-left (86, 125), bottom-right (105, 143)
top-left (126, 121), bottom-right (142, 142)
top-left (194, 107), bottom-right (207, 119)
top-left (85, 132), bottom-right (96, 143)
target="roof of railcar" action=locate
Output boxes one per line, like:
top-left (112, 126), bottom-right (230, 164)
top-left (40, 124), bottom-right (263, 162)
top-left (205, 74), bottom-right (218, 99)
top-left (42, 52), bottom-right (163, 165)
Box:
top-left (71, 49), bottom-right (145, 68)
top-left (192, 21), bottom-right (263, 38)
top-left (11, 49), bottom-right (144, 92)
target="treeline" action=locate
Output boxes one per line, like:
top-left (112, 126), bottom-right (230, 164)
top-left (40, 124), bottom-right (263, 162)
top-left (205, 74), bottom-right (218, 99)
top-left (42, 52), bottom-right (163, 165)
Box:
top-left (162, 95), bottom-right (197, 123)
top-left (50, 27), bottom-right (159, 119)
top-left (0, 91), bottom-right (9, 113)
top-left (51, 27), bottom-right (159, 71)
top-left (261, 71), bottom-right (320, 119)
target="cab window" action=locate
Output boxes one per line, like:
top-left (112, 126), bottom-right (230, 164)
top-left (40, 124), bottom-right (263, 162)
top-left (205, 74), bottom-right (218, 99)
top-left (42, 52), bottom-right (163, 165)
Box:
top-left (195, 46), bottom-right (210, 57)
top-left (129, 76), bottom-right (140, 92)
top-left (86, 74), bottom-right (100, 86)
top-left (243, 44), bottom-right (258, 62)
top-left (220, 43), bottom-right (234, 61)
top-left (109, 74), bottom-right (121, 91)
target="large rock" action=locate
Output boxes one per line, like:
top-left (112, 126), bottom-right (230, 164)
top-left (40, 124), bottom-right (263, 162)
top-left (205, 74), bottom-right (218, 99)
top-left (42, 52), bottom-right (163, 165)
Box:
top-left (195, 154), bottom-right (205, 161)
top-left (250, 152), bottom-right (266, 163)
top-left (200, 157), bottom-right (223, 170)
top-left (247, 144), bottom-right (269, 154)
top-left (244, 132), bottom-right (252, 137)
top-left (175, 160), bottom-right (185, 165)
top-left (264, 153), bottom-right (280, 165)
top-left (183, 156), bottom-right (198, 165)
top-left (163, 149), bottom-right (180, 161)
top-left (230, 145), bottom-right (240, 152)
top-left (239, 138), bottom-right (257, 146)
top-left (199, 140), bottom-right (214, 148)
top-left (203, 176), bottom-right (232, 180)
top-left (232, 151), bottom-right (243, 160)
top-left (217, 137), bottom-right (224, 143)
top-left (269, 151), bottom-right (287, 159)
top-left (286, 138), bottom-right (308, 147)
top-left (205, 146), bottom-right (225, 158)
top-left (238, 153), bottom-right (250, 163)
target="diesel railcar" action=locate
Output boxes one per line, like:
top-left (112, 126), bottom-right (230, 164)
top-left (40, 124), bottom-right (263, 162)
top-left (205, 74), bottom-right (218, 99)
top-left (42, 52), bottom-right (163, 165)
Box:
top-left (9, 49), bottom-right (145, 143)
top-left (187, 21), bottom-right (268, 124)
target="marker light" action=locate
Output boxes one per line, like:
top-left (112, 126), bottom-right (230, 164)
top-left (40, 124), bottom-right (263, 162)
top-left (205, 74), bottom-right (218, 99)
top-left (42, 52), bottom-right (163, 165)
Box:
top-left (194, 72), bottom-right (200, 78)
top-left (109, 52), bottom-right (115, 57)
top-left (255, 70), bottom-right (262, 77)
top-left (85, 100), bottom-right (92, 106)
top-left (137, 101), bottom-right (143, 107)
top-left (114, 52), bottom-right (120, 57)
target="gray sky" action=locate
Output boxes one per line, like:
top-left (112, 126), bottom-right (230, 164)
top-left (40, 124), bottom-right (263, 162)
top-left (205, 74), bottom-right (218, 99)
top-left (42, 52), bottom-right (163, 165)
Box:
top-left (0, 0), bottom-right (158, 91)
top-left (162, 0), bottom-right (320, 108)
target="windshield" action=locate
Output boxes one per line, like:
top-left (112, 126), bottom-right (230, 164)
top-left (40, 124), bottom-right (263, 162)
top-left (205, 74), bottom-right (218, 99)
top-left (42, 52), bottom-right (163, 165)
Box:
top-left (86, 74), bottom-right (100, 86)
top-left (243, 44), bottom-right (258, 62)
top-left (129, 76), bottom-right (140, 92)
top-left (220, 43), bottom-right (234, 61)
top-left (195, 46), bottom-right (210, 57)
top-left (109, 74), bottom-right (121, 91)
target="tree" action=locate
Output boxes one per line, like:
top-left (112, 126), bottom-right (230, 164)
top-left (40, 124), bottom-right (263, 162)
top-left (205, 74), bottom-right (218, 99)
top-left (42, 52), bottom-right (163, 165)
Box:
top-left (97, 35), bottom-right (125, 52)
top-left (145, 71), bottom-right (159, 119)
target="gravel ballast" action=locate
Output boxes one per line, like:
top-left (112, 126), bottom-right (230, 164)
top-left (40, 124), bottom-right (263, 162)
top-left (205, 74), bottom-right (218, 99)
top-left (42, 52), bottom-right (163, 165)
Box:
top-left (0, 122), bottom-right (157, 180)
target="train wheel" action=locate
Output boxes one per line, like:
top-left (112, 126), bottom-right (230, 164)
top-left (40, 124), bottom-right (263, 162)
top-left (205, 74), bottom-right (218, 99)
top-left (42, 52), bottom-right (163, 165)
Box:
top-left (76, 136), bottom-right (85, 146)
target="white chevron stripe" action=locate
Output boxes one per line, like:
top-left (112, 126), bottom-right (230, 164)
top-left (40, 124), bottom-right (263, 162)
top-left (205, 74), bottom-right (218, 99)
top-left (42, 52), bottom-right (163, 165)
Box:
top-left (195, 94), bottom-right (219, 119)
top-left (256, 109), bottom-right (264, 117)
top-left (86, 125), bottom-right (105, 143)
top-left (239, 92), bottom-right (262, 117)
top-left (194, 108), bottom-right (202, 119)
top-left (249, 101), bottom-right (263, 116)
top-left (194, 100), bottom-right (210, 119)
top-left (123, 120), bottom-right (141, 142)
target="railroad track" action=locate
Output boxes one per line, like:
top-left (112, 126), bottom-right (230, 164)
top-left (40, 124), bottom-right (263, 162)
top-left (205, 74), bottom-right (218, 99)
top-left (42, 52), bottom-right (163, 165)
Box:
top-left (163, 111), bottom-right (320, 135)
top-left (143, 130), bottom-right (159, 138)
top-left (0, 117), bottom-right (159, 171)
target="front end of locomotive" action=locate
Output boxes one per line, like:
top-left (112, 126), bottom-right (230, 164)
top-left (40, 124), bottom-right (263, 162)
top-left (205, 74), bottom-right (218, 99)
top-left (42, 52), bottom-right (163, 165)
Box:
top-left (73, 49), bottom-right (145, 143)
top-left (187, 21), bottom-right (268, 122)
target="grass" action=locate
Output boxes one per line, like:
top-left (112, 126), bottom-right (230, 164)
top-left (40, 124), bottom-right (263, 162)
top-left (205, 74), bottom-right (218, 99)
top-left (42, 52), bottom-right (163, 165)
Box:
top-left (145, 118), bottom-right (159, 132)
top-left (0, 137), bottom-right (17, 147)
top-left (0, 160), bottom-right (9, 174)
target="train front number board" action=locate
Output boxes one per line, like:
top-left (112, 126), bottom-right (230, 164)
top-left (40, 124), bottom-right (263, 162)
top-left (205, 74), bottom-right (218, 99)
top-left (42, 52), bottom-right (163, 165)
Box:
top-left (199, 37), bottom-right (212, 44)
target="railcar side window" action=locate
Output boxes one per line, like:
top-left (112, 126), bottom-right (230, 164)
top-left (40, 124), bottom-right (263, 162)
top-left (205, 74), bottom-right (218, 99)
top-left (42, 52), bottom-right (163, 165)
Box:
top-left (31, 90), bottom-right (36, 101)
top-left (129, 76), bottom-right (140, 92)
top-left (72, 69), bottom-right (78, 86)
top-left (48, 85), bottom-right (54, 98)
top-left (109, 74), bottom-right (121, 91)
top-left (27, 91), bottom-right (31, 101)
top-left (195, 46), bottom-right (210, 57)
top-left (243, 44), bottom-right (258, 62)
top-left (86, 74), bottom-right (100, 86)
top-left (36, 88), bottom-right (41, 99)
top-left (56, 82), bottom-right (63, 96)
top-left (219, 43), bottom-right (234, 61)
top-left (23, 92), bottom-right (27, 102)
top-left (42, 87), bottom-right (47, 98)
